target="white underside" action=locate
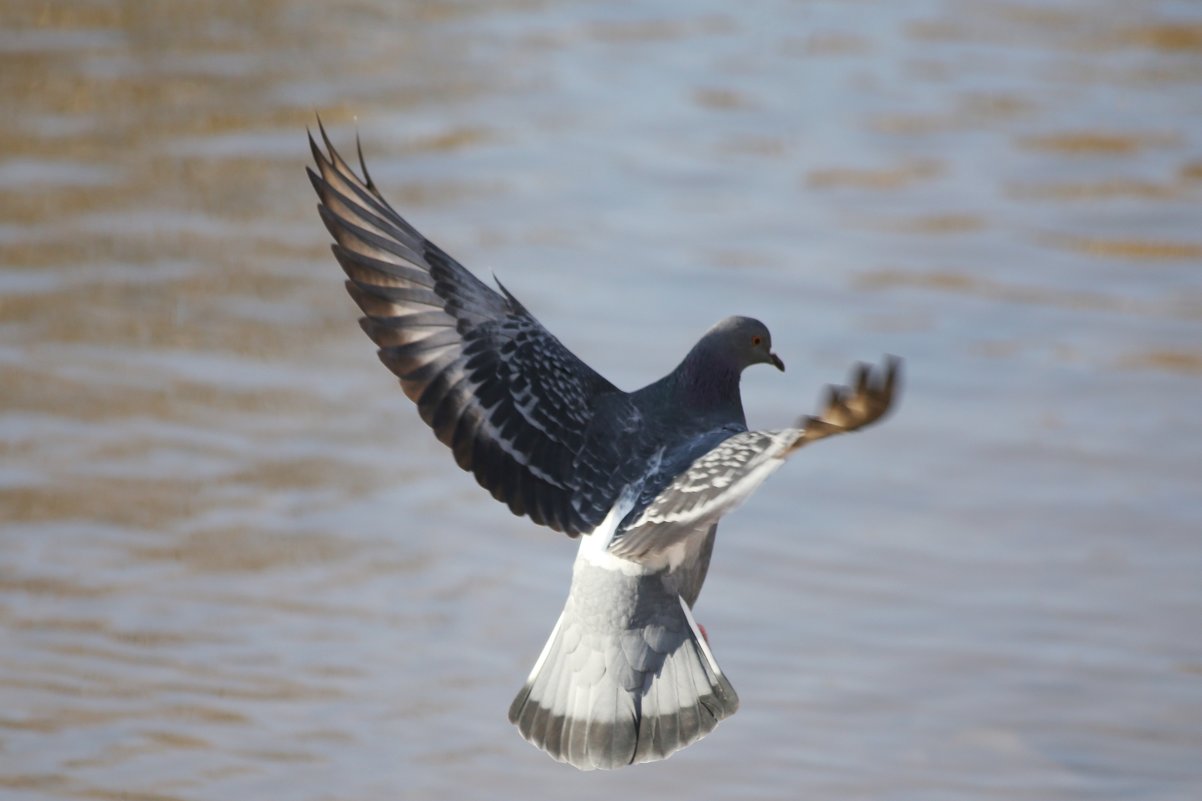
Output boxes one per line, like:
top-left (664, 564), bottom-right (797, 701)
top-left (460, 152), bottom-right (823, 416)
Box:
top-left (577, 491), bottom-right (650, 576)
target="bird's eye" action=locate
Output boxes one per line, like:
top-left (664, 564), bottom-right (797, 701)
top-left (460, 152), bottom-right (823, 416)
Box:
top-left (751, 335), bottom-right (762, 346)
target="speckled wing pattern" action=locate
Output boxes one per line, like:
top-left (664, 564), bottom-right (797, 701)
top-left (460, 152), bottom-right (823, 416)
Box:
top-left (307, 125), bottom-right (621, 535)
top-left (610, 356), bottom-right (899, 561)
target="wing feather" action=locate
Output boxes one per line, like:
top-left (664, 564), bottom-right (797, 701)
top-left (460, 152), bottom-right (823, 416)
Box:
top-left (310, 124), bottom-right (626, 535)
top-left (611, 356), bottom-right (900, 561)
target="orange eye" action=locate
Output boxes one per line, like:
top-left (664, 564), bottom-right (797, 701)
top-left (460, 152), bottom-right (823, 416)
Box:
top-left (752, 335), bottom-right (762, 346)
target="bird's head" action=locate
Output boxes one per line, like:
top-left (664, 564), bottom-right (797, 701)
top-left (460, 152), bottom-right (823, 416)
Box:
top-left (704, 316), bottom-right (785, 373)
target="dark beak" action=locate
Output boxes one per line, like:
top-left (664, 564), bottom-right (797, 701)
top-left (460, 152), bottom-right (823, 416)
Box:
top-left (769, 352), bottom-right (785, 372)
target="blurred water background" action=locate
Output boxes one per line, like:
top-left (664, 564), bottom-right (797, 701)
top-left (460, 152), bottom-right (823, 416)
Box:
top-left (2, 1), bottom-right (1201, 799)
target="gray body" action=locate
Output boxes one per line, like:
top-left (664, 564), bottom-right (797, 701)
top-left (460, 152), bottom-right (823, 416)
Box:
top-left (308, 124), bottom-right (900, 770)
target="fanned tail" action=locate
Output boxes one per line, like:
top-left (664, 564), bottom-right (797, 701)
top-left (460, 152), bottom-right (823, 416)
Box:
top-left (509, 581), bottom-right (738, 770)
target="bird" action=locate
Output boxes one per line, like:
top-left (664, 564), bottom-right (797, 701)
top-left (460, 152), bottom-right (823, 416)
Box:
top-left (307, 122), bottom-right (900, 771)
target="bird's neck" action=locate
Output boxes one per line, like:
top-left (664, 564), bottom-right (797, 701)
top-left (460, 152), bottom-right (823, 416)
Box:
top-left (673, 347), bottom-right (747, 428)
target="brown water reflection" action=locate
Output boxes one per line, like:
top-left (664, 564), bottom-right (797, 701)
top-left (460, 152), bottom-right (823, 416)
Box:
top-left (3, 1), bottom-right (1201, 800)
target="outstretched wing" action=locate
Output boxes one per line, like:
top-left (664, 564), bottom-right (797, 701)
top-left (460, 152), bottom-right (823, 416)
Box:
top-left (611, 356), bottom-right (900, 561)
top-left (307, 124), bottom-right (622, 536)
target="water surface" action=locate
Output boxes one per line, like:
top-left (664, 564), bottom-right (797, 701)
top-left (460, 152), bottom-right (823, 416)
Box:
top-left (2, 2), bottom-right (1201, 799)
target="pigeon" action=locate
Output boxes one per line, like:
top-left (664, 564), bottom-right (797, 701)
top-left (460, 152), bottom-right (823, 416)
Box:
top-left (307, 123), bottom-right (901, 771)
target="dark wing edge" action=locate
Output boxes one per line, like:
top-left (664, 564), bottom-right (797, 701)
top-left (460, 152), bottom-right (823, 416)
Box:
top-left (306, 120), bottom-right (620, 535)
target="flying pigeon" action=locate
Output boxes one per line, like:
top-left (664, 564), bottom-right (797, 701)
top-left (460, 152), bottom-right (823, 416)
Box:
top-left (307, 124), bottom-right (900, 771)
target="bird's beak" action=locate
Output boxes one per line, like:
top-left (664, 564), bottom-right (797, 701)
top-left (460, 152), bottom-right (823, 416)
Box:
top-left (770, 352), bottom-right (785, 372)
